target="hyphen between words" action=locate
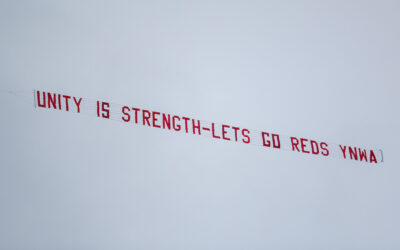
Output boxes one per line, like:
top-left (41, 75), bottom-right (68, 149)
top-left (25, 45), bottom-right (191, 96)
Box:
top-left (34, 90), bottom-right (381, 164)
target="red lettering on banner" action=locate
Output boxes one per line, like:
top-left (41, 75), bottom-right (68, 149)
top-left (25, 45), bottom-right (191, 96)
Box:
top-left (63, 95), bottom-right (71, 111)
top-left (132, 108), bottom-right (140, 124)
top-left (152, 111), bottom-right (161, 128)
top-left (262, 132), bottom-right (280, 148)
top-left (211, 123), bottom-right (220, 139)
top-left (48, 93), bottom-right (57, 109)
top-left (310, 140), bottom-right (319, 155)
top-left (182, 117), bottom-right (190, 133)
top-left (96, 101), bottom-right (110, 118)
top-left (102, 102), bottom-right (110, 119)
top-left (349, 147), bottom-right (358, 160)
top-left (73, 97), bottom-right (82, 113)
top-left (142, 109), bottom-right (151, 126)
top-left (37, 91), bottom-right (46, 108)
top-left (370, 150), bottom-right (377, 163)
top-left (262, 132), bottom-right (271, 147)
top-left (291, 137), bottom-right (300, 152)
top-left (32, 90), bottom-right (382, 165)
top-left (339, 145), bottom-right (378, 164)
top-left (242, 129), bottom-right (250, 144)
top-left (339, 145), bottom-right (347, 159)
top-left (300, 138), bottom-right (310, 153)
top-left (172, 116), bottom-right (181, 131)
top-left (122, 106), bottom-right (130, 122)
top-left (291, 137), bottom-right (329, 156)
top-left (57, 94), bottom-right (62, 110)
top-left (320, 142), bottom-right (329, 156)
top-left (272, 134), bottom-right (280, 148)
top-left (192, 119), bottom-right (201, 135)
top-left (359, 149), bottom-right (367, 162)
top-left (232, 127), bottom-right (240, 141)
top-left (222, 124), bottom-right (230, 141)
top-left (163, 114), bottom-right (171, 129)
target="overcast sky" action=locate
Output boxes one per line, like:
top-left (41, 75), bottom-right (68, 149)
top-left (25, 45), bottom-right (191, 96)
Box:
top-left (1, 0), bottom-right (399, 249)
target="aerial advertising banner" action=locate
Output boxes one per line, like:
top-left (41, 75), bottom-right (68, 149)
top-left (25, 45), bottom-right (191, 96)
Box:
top-left (33, 90), bottom-right (384, 164)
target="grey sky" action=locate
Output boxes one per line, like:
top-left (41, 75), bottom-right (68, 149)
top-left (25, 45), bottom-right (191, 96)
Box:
top-left (0, 0), bottom-right (399, 249)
